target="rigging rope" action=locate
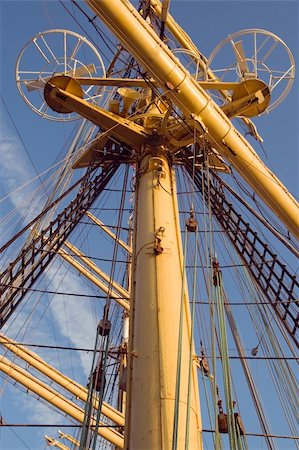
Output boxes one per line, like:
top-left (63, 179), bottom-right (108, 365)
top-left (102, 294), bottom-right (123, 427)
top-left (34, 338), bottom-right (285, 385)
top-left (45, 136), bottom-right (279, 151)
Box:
top-left (172, 227), bottom-right (188, 450)
top-left (0, 170), bottom-right (93, 254)
top-left (77, 165), bottom-right (129, 448)
top-left (199, 156), bottom-right (222, 450)
top-left (184, 225), bottom-right (198, 450)
top-left (213, 260), bottom-right (240, 450)
top-left (218, 228), bottom-right (277, 450)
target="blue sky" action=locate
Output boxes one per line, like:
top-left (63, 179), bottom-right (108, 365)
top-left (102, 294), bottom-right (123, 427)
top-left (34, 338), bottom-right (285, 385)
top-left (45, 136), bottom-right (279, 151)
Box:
top-left (0, 1), bottom-right (298, 449)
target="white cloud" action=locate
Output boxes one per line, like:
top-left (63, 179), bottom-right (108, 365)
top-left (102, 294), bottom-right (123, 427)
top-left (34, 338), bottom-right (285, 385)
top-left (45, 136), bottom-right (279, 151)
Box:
top-left (0, 123), bottom-right (97, 368)
top-left (46, 262), bottom-right (98, 377)
top-left (0, 122), bottom-right (40, 250)
top-left (0, 122), bottom-right (34, 215)
top-left (18, 392), bottom-right (64, 425)
top-left (0, 123), bottom-right (100, 437)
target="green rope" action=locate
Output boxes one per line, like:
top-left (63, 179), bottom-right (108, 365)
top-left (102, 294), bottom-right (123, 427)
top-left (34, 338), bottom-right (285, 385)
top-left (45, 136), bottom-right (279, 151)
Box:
top-left (185, 227), bottom-right (198, 450)
top-left (201, 169), bottom-right (220, 449)
top-left (90, 334), bottom-right (110, 450)
top-left (172, 228), bottom-right (188, 450)
top-left (209, 270), bottom-right (221, 450)
top-left (202, 371), bottom-right (219, 449)
top-left (79, 329), bottom-right (101, 450)
top-left (214, 265), bottom-right (239, 450)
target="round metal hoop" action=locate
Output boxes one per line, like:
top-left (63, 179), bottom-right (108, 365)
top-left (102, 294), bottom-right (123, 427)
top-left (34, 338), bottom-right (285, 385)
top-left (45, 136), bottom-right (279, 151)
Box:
top-left (16, 29), bottom-right (106, 121)
top-left (172, 48), bottom-right (206, 81)
top-left (206, 29), bottom-right (295, 113)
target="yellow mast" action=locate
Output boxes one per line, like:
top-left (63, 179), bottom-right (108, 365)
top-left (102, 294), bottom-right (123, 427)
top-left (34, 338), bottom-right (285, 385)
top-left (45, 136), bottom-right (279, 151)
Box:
top-left (125, 150), bottom-right (203, 448)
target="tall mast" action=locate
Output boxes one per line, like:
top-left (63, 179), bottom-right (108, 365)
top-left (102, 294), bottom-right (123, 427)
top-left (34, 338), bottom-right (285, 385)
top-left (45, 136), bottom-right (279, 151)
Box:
top-left (126, 146), bottom-right (202, 448)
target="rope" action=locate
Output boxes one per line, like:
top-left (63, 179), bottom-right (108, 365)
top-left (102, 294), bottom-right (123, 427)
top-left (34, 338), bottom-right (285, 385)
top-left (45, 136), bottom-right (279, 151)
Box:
top-left (220, 236), bottom-right (278, 450)
top-left (79, 328), bottom-right (101, 449)
top-left (79, 166), bottom-right (129, 448)
top-left (200, 163), bottom-right (221, 449)
top-left (172, 227), bottom-right (188, 450)
top-left (213, 261), bottom-right (239, 449)
top-left (90, 333), bottom-right (110, 450)
top-left (201, 370), bottom-right (217, 448)
top-left (185, 226), bottom-right (198, 449)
